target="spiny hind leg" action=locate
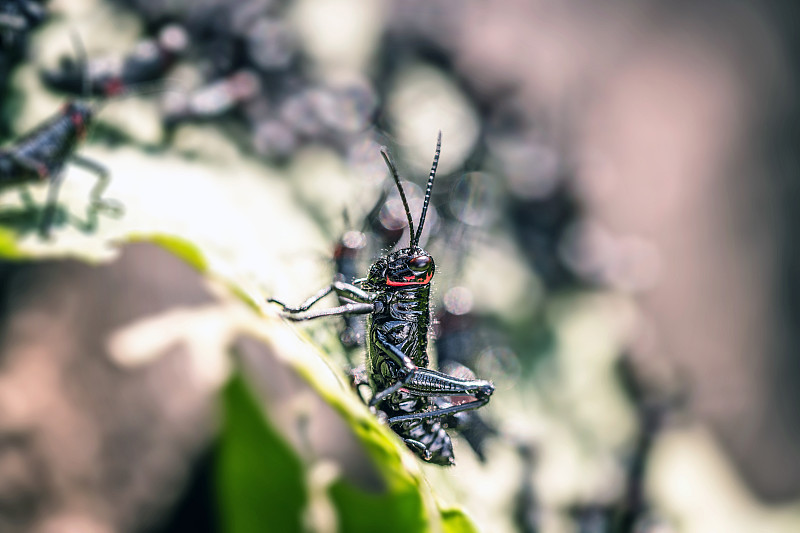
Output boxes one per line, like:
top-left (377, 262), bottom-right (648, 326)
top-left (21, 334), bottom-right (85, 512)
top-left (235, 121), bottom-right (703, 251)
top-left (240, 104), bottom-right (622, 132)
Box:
top-left (385, 368), bottom-right (495, 425)
top-left (387, 396), bottom-right (492, 425)
top-left (404, 367), bottom-right (495, 400)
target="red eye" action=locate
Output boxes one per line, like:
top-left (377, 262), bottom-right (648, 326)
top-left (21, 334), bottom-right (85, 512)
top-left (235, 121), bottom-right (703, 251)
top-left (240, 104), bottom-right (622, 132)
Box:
top-left (409, 255), bottom-right (430, 269)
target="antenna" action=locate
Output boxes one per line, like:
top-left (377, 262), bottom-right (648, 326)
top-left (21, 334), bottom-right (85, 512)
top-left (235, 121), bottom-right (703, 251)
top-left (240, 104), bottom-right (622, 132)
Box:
top-left (381, 147), bottom-right (415, 247)
top-left (413, 131), bottom-right (441, 247)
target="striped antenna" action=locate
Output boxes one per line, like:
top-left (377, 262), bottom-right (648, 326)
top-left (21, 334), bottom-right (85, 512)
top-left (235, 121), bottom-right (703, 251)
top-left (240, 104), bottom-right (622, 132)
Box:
top-left (413, 131), bottom-right (441, 247)
top-left (381, 147), bottom-right (415, 246)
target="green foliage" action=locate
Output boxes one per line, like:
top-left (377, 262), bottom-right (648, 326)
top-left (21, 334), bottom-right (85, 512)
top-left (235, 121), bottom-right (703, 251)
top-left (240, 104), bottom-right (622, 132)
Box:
top-left (0, 227), bottom-right (23, 258)
top-left (218, 374), bottom-right (308, 533)
top-left (328, 480), bottom-right (428, 533)
top-left (215, 327), bottom-right (481, 533)
top-left (128, 233), bottom-right (209, 273)
top-left (218, 353), bottom-right (465, 533)
top-left (440, 507), bottom-right (481, 533)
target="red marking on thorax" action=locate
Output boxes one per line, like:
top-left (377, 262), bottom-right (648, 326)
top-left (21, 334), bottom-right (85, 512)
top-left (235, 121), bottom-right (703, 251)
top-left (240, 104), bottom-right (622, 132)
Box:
top-left (70, 112), bottom-right (86, 139)
top-left (103, 78), bottom-right (124, 97)
top-left (386, 271), bottom-right (433, 287)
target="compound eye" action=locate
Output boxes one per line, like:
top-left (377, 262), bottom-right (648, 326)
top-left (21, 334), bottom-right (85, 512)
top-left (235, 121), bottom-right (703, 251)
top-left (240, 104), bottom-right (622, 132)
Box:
top-left (409, 255), bottom-right (430, 270)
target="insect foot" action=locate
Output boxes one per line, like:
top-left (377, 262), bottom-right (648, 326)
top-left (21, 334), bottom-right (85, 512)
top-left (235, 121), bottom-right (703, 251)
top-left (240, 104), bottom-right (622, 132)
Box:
top-left (94, 198), bottom-right (125, 217)
top-left (476, 381), bottom-right (495, 400)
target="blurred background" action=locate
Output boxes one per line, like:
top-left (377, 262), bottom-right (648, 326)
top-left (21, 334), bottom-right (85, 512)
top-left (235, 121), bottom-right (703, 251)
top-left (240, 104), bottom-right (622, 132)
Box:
top-left (1, 0), bottom-right (799, 532)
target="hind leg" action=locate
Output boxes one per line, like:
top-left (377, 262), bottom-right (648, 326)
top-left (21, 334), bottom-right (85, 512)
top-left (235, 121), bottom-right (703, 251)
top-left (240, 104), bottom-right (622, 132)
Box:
top-left (384, 367), bottom-right (495, 425)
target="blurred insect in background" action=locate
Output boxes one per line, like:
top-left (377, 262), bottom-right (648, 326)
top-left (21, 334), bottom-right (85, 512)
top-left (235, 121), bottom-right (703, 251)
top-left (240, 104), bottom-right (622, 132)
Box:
top-left (612, 354), bottom-right (683, 533)
top-left (0, 34), bottom-right (127, 236)
top-left (0, 0), bottom-right (46, 47)
top-left (0, 0), bottom-right (49, 136)
top-left (40, 23), bottom-right (188, 98)
top-left (566, 355), bottom-right (684, 533)
top-left (160, 69), bottom-right (261, 132)
top-left (0, 100), bottom-right (123, 236)
top-left (270, 133), bottom-right (495, 465)
top-left (513, 440), bottom-right (541, 533)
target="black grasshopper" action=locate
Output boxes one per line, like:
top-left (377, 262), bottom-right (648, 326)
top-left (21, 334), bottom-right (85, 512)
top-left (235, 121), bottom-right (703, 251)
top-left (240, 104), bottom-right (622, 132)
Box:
top-left (0, 100), bottom-right (122, 235)
top-left (1, 32), bottom-right (126, 236)
top-left (270, 133), bottom-right (494, 465)
top-left (40, 24), bottom-right (188, 98)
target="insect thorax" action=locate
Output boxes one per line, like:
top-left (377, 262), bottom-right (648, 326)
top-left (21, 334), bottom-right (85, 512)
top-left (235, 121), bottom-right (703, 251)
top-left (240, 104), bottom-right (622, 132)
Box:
top-left (365, 284), bottom-right (432, 390)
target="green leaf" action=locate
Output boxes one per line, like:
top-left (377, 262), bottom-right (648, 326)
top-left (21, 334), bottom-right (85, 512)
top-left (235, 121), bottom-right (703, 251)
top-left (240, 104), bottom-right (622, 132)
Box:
top-left (125, 233), bottom-right (208, 272)
top-left (217, 373), bottom-right (308, 533)
top-left (216, 330), bottom-right (486, 533)
top-left (328, 479), bottom-right (428, 533)
top-left (440, 506), bottom-right (481, 533)
top-left (0, 227), bottom-right (24, 259)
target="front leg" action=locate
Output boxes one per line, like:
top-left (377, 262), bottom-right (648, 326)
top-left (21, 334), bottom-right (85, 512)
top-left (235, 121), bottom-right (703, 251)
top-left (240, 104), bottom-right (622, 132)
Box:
top-left (269, 280), bottom-right (372, 313)
top-left (276, 302), bottom-right (374, 322)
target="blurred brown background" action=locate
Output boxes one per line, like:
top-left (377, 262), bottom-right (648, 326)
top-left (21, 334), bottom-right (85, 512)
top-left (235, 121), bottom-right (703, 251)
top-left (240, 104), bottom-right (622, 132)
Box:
top-left (1, 0), bottom-right (800, 532)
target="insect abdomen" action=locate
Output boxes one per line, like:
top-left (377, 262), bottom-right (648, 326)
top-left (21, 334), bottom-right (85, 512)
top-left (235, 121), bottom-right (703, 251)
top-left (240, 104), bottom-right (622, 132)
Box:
top-left (401, 418), bottom-right (454, 466)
